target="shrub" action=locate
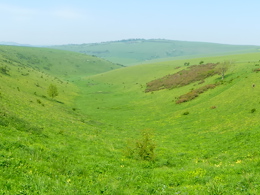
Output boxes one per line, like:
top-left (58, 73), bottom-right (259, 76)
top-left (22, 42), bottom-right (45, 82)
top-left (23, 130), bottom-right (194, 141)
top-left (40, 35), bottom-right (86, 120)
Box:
top-left (36, 99), bottom-right (42, 104)
top-left (183, 111), bottom-right (190, 115)
top-left (124, 130), bottom-right (156, 161)
top-left (47, 84), bottom-right (58, 99)
top-left (251, 108), bottom-right (256, 113)
top-left (0, 66), bottom-right (10, 75)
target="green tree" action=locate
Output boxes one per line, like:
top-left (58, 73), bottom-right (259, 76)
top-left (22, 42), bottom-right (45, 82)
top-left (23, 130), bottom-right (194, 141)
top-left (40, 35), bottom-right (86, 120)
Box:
top-left (218, 60), bottom-right (231, 80)
top-left (47, 84), bottom-right (58, 99)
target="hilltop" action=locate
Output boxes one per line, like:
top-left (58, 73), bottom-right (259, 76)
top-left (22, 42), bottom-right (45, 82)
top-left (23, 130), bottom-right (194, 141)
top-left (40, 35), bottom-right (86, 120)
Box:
top-left (50, 39), bottom-right (260, 66)
top-left (1, 45), bottom-right (260, 194)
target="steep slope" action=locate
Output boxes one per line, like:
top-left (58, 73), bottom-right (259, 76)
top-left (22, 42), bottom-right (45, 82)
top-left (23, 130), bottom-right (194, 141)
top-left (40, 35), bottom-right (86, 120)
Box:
top-left (51, 39), bottom-right (260, 66)
top-left (0, 46), bottom-right (125, 194)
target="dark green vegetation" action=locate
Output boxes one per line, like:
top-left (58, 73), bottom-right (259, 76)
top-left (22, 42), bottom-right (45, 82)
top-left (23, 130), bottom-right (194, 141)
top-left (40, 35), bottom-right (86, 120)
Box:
top-left (51, 39), bottom-right (260, 66)
top-left (47, 84), bottom-right (59, 99)
top-left (1, 44), bottom-right (260, 194)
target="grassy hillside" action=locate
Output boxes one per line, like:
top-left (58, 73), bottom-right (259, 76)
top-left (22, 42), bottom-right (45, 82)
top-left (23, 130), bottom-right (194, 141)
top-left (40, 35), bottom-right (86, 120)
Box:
top-left (51, 39), bottom-right (260, 66)
top-left (74, 52), bottom-right (260, 194)
top-left (0, 46), bottom-right (125, 194)
top-left (0, 46), bottom-right (123, 78)
top-left (1, 45), bottom-right (260, 194)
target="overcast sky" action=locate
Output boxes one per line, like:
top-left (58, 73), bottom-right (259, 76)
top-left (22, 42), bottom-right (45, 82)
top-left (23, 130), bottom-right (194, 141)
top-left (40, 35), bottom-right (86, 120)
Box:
top-left (1, 0), bottom-right (260, 45)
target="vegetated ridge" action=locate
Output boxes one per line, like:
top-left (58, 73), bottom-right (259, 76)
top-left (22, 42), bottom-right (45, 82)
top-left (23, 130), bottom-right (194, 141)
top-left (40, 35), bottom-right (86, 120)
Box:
top-left (50, 39), bottom-right (260, 66)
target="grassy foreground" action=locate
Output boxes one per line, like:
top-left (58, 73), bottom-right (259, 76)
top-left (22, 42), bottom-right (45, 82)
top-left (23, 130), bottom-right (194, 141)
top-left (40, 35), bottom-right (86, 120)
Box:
top-left (1, 46), bottom-right (260, 194)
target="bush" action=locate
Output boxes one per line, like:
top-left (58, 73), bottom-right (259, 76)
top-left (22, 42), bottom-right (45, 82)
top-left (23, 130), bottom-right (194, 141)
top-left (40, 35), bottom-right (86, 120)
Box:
top-left (0, 66), bottom-right (10, 75)
top-left (251, 108), bottom-right (256, 113)
top-left (124, 130), bottom-right (156, 161)
top-left (47, 84), bottom-right (58, 99)
top-left (183, 111), bottom-right (190, 115)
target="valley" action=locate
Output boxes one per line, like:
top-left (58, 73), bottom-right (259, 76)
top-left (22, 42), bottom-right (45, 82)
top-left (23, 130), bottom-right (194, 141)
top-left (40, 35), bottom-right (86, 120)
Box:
top-left (0, 44), bottom-right (260, 194)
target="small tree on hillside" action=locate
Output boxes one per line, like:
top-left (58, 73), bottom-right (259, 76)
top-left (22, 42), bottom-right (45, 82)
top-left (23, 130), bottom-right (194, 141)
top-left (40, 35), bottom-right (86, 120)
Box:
top-left (218, 60), bottom-right (231, 80)
top-left (47, 84), bottom-right (58, 99)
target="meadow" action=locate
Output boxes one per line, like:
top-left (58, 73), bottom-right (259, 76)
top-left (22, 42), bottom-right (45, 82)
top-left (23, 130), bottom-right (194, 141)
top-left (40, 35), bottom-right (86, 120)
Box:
top-left (1, 45), bottom-right (260, 194)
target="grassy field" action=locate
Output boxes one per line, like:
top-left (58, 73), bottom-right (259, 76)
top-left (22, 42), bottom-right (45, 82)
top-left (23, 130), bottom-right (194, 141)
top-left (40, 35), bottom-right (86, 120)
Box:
top-left (51, 39), bottom-right (260, 66)
top-left (75, 52), bottom-right (260, 194)
top-left (1, 45), bottom-right (260, 194)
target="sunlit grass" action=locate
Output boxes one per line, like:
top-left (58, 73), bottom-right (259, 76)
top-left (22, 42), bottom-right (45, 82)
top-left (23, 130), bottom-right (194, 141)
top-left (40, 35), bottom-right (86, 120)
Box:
top-left (1, 46), bottom-right (260, 194)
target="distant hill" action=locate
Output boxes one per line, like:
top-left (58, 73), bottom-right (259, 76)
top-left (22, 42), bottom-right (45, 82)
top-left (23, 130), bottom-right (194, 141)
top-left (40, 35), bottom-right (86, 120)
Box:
top-left (0, 41), bottom-right (32, 47)
top-left (50, 39), bottom-right (260, 66)
top-left (0, 46), bottom-right (122, 78)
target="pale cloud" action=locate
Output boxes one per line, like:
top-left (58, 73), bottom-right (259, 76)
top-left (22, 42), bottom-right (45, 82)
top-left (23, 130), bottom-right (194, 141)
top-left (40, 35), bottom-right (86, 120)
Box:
top-left (52, 7), bottom-right (85, 20)
top-left (0, 3), bottom-right (85, 22)
top-left (0, 3), bottom-right (37, 15)
top-left (0, 3), bottom-right (39, 22)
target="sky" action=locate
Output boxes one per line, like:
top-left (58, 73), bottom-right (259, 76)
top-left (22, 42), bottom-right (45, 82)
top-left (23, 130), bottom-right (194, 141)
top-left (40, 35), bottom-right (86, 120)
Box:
top-left (1, 0), bottom-right (260, 46)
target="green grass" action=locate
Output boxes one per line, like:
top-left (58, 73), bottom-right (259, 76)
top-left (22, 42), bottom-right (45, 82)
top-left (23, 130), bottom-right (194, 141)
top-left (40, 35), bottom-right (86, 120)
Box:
top-left (0, 46), bottom-right (123, 78)
top-left (51, 39), bottom-right (260, 66)
top-left (1, 45), bottom-right (260, 194)
top-left (75, 52), bottom-right (260, 194)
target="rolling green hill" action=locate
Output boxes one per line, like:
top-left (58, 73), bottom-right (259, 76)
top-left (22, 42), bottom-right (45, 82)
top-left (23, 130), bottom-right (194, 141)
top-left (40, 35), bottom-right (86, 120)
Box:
top-left (51, 39), bottom-right (260, 66)
top-left (1, 45), bottom-right (260, 194)
top-left (0, 46), bottom-right (123, 78)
